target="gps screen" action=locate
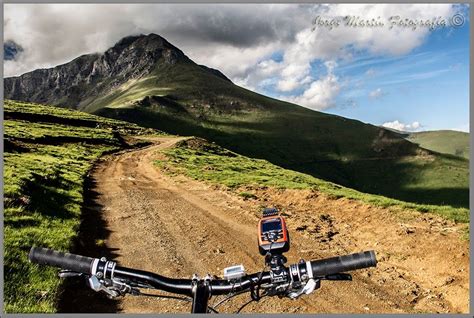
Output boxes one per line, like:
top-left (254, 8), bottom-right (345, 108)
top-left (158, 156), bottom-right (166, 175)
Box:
top-left (262, 220), bottom-right (282, 232)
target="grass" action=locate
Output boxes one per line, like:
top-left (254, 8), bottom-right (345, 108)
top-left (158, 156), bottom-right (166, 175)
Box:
top-left (4, 144), bottom-right (113, 313)
top-left (4, 120), bottom-right (116, 141)
top-left (5, 99), bottom-right (132, 124)
top-left (407, 130), bottom-right (469, 159)
top-left (239, 192), bottom-right (258, 200)
top-left (3, 100), bottom-right (161, 313)
top-left (156, 138), bottom-right (469, 224)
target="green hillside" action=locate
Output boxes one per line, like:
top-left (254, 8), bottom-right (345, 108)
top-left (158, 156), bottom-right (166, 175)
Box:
top-left (156, 137), bottom-right (468, 223)
top-left (94, 60), bottom-right (469, 208)
top-left (3, 100), bottom-right (160, 313)
top-left (407, 130), bottom-right (469, 159)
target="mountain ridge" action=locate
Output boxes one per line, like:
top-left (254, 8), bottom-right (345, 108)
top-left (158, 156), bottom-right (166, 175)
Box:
top-left (5, 33), bottom-right (229, 109)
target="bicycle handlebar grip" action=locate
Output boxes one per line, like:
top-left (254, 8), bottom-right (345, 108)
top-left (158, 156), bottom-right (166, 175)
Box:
top-left (29, 247), bottom-right (96, 274)
top-left (310, 250), bottom-right (377, 277)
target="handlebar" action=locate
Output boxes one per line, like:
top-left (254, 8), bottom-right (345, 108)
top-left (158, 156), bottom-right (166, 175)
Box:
top-left (29, 247), bottom-right (376, 296)
top-left (309, 250), bottom-right (376, 277)
top-left (112, 266), bottom-right (272, 296)
top-left (29, 247), bottom-right (96, 274)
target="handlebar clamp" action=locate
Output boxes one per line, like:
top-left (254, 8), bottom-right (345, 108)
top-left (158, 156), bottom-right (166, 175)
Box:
top-left (92, 257), bottom-right (116, 280)
top-left (87, 257), bottom-right (136, 299)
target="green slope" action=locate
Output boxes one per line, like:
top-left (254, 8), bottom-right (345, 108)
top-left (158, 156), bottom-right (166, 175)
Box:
top-left (407, 130), bottom-right (469, 159)
top-left (156, 137), bottom-right (468, 223)
top-left (92, 59), bottom-right (469, 208)
top-left (3, 100), bottom-right (160, 313)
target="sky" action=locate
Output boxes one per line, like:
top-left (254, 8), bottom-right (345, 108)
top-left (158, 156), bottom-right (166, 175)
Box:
top-left (3, 3), bottom-right (470, 132)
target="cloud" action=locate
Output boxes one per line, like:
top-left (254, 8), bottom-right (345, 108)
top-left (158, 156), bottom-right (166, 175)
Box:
top-left (4, 3), bottom-right (460, 114)
top-left (3, 4), bottom-right (309, 77)
top-left (282, 60), bottom-right (340, 110)
top-left (451, 123), bottom-right (469, 133)
top-left (382, 120), bottom-right (422, 132)
top-left (210, 3), bottom-right (458, 109)
top-left (368, 88), bottom-right (384, 99)
top-left (269, 4), bottom-right (456, 95)
top-left (377, 68), bottom-right (452, 86)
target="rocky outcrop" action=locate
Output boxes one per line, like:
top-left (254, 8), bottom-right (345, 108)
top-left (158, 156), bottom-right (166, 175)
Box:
top-left (4, 33), bottom-right (229, 109)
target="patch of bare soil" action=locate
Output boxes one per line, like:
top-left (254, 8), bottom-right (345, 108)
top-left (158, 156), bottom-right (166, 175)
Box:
top-left (65, 136), bottom-right (468, 314)
top-left (247, 187), bottom-right (469, 313)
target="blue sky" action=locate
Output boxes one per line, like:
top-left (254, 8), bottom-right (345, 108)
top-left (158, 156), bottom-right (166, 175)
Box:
top-left (4, 4), bottom-right (470, 132)
top-left (258, 14), bottom-right (470, 132)
top-left (334, 23), bottom-right (469, 132)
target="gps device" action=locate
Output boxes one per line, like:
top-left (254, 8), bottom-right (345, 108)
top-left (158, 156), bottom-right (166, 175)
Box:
top-left (258, 208), bottom-right (289, 256)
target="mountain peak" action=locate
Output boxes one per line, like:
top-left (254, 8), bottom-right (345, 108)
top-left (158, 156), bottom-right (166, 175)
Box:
top-left (113, 33), bottom-right (179, 51)
top-left (104, 33), bottom-right (187, 65)
top-left (4, 33), bottom-right (230, 109)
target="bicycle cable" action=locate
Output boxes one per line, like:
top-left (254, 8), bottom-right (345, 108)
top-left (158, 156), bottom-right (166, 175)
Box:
top-left (236, 292), bottom-right (268, 314)
top-left (253, 242), bottom-right (274, 301)
top-left (212, 289), bottom-right (249, 309)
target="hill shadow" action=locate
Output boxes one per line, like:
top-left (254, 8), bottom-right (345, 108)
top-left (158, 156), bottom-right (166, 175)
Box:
top-left (56, 168), bottom-right (121, 313)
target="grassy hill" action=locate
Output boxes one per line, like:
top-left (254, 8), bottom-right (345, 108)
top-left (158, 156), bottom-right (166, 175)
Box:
top-left (407, 130), bottom-right (469, 159)
top-left (156, 137), bottom-right (468, 224)
top-left (5, 34), bottom-right (469, 209)
top-left (94, 66), bottom-right (469, 208)
top-left (3, 100), bottom-right (160, 313)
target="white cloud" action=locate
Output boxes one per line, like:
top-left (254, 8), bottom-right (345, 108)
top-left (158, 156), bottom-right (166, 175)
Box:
top-left (451, 123), bottom-right (469, 133)
top-left (225, 4), bottom-right (457, 109)
top-left (382, 120), bottom-right (422, 132)
top-left (4, 3), bottom-right (460, 114)
top-left (3, 3), bottom-right (308, 77)
top-left (191, 42), bottom-right (279, 80)
top-left (368, 88), bottom-right (384, 99)
top-left (282, 60), bottom-right (340, 110)
top-left (269, 4), bottom-right (456, 96)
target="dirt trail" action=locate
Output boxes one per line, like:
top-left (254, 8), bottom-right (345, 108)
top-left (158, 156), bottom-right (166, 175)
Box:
top-left (83, 136), bottom-right (469, 314)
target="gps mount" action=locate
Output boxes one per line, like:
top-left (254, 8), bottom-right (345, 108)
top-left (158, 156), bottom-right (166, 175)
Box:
top-left (256, 208), bottom-right (292, 293)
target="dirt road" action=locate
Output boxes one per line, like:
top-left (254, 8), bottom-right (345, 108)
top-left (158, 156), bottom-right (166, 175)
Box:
top-left (68, 136), bottom-right (469, 313)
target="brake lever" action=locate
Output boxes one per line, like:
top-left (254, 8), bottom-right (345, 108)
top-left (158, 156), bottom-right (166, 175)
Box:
top-left (88, 275), bottom-right (139, 299)
top-left (287, 278), bottom-right (321, 299)
top-left (323, 273), bottom-right (352, 281)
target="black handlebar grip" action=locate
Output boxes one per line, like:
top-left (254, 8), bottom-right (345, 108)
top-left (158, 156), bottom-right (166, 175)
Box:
top-left (29, 247), bottom-right (96, 274)
top-left (310, 250), bottom-right (377, 277)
